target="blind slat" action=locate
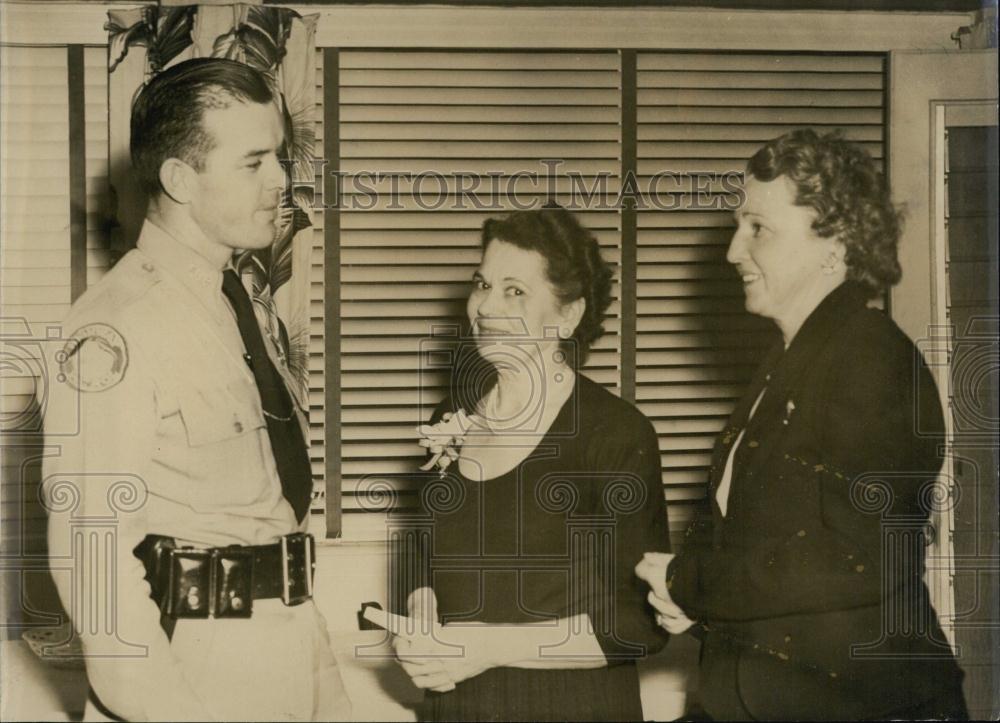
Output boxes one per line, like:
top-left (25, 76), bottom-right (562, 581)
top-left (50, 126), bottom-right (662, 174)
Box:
top-left (342, 105), bottom-right (620, 123)
top-left (338, 174), bottom-right (623, 196)
top-left (638, 123), bottom-right (882, 142)
top-left (342, 228), bottom-right (622, 247)
top-left (342, 87), bottom-right (618, 106)
top-left (342, 123), bottom-right (620, 141)
top-left (638, 71), bottom-right (882, 90)
top-left (341, 51), bottom-right (619, 71)
top-left (639, 140), bottom-right (881, 159)
top-left (342, 140), bottom-right (619, 159)
top-left (337, 158), bottom-right (619, 176)
top-left (638, 106), bottom-right (882, 124)
top-left (638, 88), bottom-right (883, 107)
top-left (636, 53), bottom-right (884, 73)
top-left (341, 69), bottom-right (618, 88)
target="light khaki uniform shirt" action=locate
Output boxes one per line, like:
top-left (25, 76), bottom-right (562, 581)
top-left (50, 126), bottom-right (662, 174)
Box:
top-left (41, 221), bottom-right (311, 720)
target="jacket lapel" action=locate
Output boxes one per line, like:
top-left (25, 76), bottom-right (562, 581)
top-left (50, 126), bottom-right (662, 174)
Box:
top-left (707, 343), bottom-right (781, 507)
top-left (711, 282), bottom-right (871, 514)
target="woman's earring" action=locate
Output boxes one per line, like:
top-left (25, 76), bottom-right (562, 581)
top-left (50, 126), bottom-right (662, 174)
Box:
top-left (822, 255), bottom-right (841, 275)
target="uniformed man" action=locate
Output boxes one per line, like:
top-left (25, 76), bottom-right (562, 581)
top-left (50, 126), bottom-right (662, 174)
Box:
top-left (41, 58), bottom-right (351, 721)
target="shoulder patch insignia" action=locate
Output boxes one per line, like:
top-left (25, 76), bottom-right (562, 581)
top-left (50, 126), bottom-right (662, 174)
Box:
top-left (58, 323), bottom-right (129, 392)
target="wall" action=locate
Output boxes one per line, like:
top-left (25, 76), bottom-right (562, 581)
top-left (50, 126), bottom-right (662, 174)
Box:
top-left (3, 2), bottom-right (971, 48)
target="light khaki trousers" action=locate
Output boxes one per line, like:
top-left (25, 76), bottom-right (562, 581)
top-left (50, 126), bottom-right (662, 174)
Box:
top-left (85, 599), bottom-right (352, 721)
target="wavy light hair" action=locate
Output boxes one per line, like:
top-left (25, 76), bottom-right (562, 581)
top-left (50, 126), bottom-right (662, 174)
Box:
top-left (747, 129), bottom-right (903, 297)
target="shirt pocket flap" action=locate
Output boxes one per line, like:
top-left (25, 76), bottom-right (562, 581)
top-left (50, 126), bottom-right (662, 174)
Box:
top-left (177, 385), bottom-right (265, 447)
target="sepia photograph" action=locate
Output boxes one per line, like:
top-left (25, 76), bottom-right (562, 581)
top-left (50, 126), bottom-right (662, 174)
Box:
top-left (0, 0), bottom-right (997, 720)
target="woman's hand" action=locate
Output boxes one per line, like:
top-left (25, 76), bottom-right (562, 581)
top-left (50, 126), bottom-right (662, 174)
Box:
top-left (396, 623), bottom-right (511, 692)
top-left (392, 587), bottom-right (507, 693)
top-left (647, 591), bottom-right (696, 635)
top-left (634, 552), bottom-right (673, 600)
top-left (393, 633), bottom-right (457, 693)
top-left (392, 587), bottom-right (455, 692)
top-left (635, 552), bottom-right (696, 635)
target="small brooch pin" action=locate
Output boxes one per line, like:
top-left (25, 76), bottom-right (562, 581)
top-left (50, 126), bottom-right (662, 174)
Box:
top-left (783, 399), bottom-right (796, 425)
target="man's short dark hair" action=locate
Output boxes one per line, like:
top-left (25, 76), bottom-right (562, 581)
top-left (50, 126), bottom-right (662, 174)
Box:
top-left (130, 58), bottom-right (274, 196)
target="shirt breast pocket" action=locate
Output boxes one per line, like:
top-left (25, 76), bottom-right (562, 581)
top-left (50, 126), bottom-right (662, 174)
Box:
top-left (175, 384), bottom-right (272, 509)
top-left (180, 385), bottom-right (265, 446)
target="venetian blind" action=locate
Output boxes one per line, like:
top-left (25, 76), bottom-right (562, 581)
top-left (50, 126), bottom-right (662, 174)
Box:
top-left (634, 52), bottom-right (886, 540)
top-left (84, 48), bottom-right (112, 286)
top-left (1, 48), bottom-right (74, 333)
top-left (307, 50), bottom-right (887, 541)
top-left (1, 45), bottom-right (73, 567)
top-left (1, 45), bottom-right (110, 626)
top-left (308, 48), bottom-right (327, 515)
top-left (314, 50), bottom-right (623, 538)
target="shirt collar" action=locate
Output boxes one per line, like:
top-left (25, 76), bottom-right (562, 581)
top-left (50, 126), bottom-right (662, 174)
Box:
top-left (136, 220), bottom-right (227, 313)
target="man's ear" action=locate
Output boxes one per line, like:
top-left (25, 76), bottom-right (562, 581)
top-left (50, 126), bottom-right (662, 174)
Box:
top-left (158, 157), bottom-right (197, 204)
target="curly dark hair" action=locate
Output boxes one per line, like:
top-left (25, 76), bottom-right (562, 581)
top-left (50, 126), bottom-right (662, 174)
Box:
top-left (480, 205), bottom-right (613, 367)
top-left (746, 129), bottom-right (902, 297)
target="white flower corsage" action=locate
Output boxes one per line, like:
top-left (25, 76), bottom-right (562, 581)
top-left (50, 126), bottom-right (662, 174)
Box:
top-left (417, 409), bottom-right (474, 476)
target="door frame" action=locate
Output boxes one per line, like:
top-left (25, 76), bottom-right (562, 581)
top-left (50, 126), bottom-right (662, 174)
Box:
top-left (889, 49), bottom-right (998, 646)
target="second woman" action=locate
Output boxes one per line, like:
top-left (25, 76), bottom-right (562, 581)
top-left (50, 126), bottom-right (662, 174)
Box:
top-left (393, 207), bottom-right (670, 721)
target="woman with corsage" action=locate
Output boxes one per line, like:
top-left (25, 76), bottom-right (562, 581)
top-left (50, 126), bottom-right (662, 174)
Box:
top-left (392, 206), bottom-right (670, 721)
top-left (636, 130), bottom-right (967, 721)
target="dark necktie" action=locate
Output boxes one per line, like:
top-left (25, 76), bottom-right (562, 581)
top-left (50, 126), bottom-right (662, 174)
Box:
top-left (222, 269), bottom-right (312, 522)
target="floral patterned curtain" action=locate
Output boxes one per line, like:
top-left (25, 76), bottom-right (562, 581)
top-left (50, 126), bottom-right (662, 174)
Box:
top-left (106, 4), bottom-right (317, 395)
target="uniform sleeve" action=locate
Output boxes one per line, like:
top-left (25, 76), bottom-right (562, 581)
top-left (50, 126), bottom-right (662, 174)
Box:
top-left (667, 332), bottom-right (943, 622)
top-left (586, 414), bottom-right (671, 662)
top-left (42, 319), bottom-right (222, 721)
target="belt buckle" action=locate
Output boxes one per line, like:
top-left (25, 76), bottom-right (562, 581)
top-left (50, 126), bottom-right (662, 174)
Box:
top-left (280, 533), bottom-right (314, 606)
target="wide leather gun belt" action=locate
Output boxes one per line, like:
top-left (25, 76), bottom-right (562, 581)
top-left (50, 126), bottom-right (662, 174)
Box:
top-left (135, 533), bottom-right (315, 619)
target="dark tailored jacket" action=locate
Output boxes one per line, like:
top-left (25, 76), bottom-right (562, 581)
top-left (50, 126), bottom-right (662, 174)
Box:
top-left (666, 281), bottom-right (965, 721)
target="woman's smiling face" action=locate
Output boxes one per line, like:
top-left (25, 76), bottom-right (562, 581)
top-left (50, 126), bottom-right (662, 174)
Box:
top-left (727, 174), bottom-right (843, 338)
top-left (467, 239), bottom-right (574, 360)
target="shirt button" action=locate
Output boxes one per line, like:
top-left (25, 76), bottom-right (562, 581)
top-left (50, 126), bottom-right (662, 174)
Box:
top-left (142, 262), bottom-right (154, 272)
top-left (748, 440), bottom-right (759, 448)
top-left (234, 421), bottom-right (244, 433)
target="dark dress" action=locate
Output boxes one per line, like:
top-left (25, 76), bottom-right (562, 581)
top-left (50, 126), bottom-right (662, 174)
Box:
top-left (666, 281), bottom-right (967, 721)
top-left (403, 374), bottom-right (670, 722)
